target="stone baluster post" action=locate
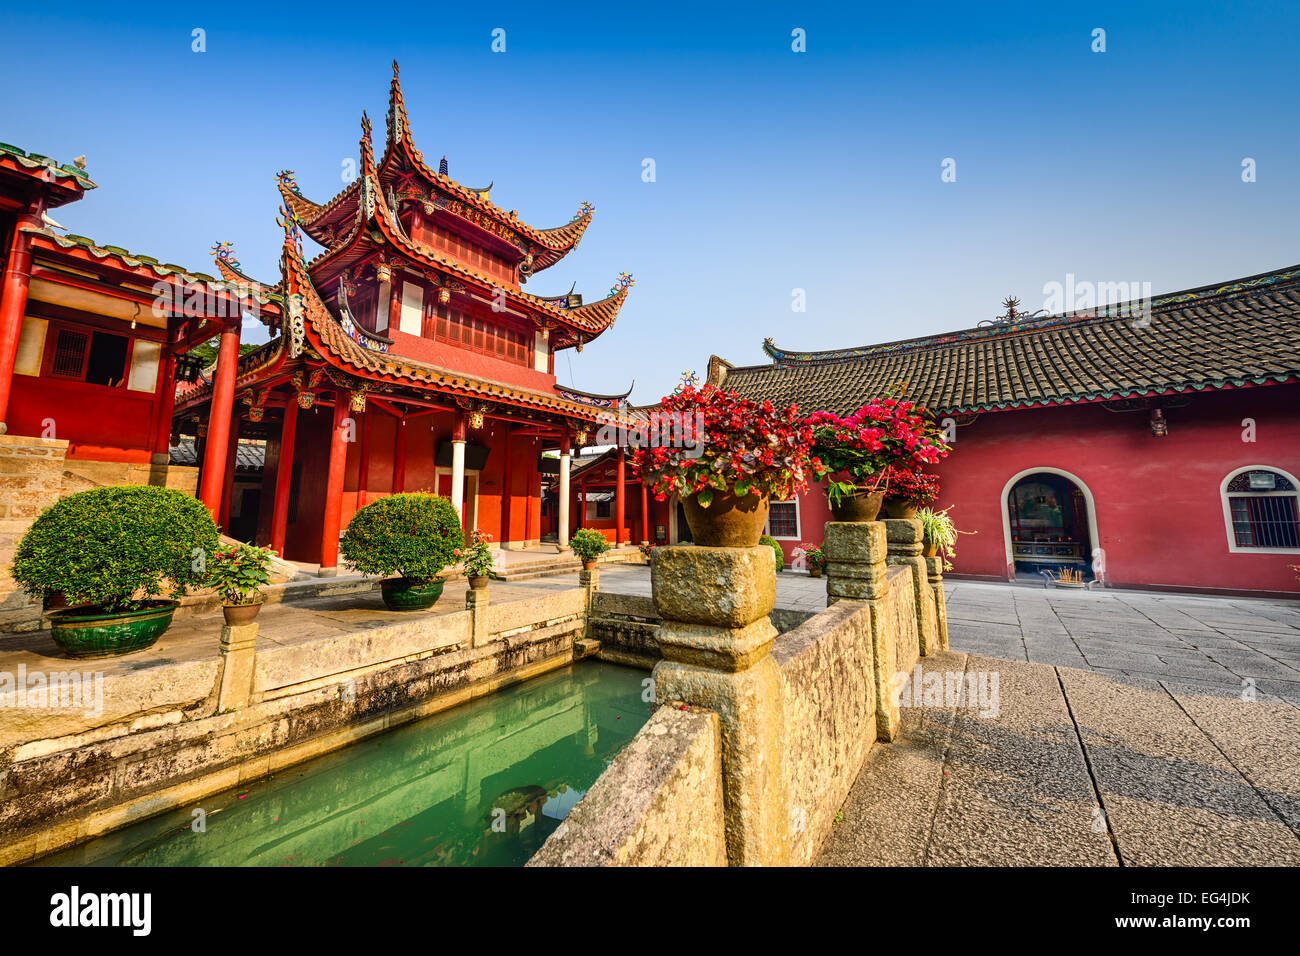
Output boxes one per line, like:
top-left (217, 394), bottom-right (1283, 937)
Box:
top-left (578, 566), bottom-right (598, 634)
top-left (883, 518), bottom-right (939, 656)
top-left (824, 521), bottom-right (901, 741)
top-left (466, 586), bottom-right (490, 647)
top-left (217, 623), bottom-right (259, 711)
top-left (650, 545), bottom-right (790, 866)
top-left (925, 554), bottom-right (950, 652)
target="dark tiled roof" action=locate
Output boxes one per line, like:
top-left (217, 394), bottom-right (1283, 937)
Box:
top-left (171, 438), bottom-right (266, 471)
top-left (718, 265), bottom-right (1300, 414)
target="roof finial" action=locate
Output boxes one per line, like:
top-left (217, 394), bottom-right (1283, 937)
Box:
top-left (361, 110), bottom-right (373, 142)
top-left (392, 59), bottom-right (399, 76)
top-left (439, 155), bottom-right (448, 177)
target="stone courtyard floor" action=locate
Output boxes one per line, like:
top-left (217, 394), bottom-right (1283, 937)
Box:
top-left (581, 566), bottom-right (1300, 865)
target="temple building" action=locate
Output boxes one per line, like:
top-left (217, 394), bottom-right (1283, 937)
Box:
top-left (172, 64), bottom-right (636, 571)
top-left (708, 266), bottom-right (1300, 597)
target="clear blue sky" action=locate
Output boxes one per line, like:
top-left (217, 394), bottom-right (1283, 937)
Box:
top-left (3, 1), bottom-right (1296, 403)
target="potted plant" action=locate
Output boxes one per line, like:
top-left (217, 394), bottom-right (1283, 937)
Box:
top-left (631, 381), bottom-right (814, 547)
top-left (760, 534), bottom-right (785, 572)
top-left (339, 493), bottom-right (464, 610)
top-left (638, 541), bottom-right (656, 562)
top-left (915, 506), bottom-right (971, 571)
top-left (807, 398), bottom-right (950, 522)
top-left (456, 530), bottom-right (495, 589)
top-left (801, 543), bottom-right (827, 578)
top-left (884, 468), bottom-right (940, 518)
top-left (209, 542), bottom-right (277, 625)
top-left (11, 486), bottom-right (219, 658)
top-left (569, 527), bottom-right (610, 570)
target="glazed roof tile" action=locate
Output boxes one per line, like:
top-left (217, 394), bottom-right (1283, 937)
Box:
top-left (717, 264), bottom-right (1300, 414)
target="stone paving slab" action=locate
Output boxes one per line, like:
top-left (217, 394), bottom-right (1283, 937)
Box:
top-left (817, 653), bottom-right (1300, 866)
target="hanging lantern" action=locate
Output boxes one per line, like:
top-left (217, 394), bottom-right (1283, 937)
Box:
top-left (1149, 407), bottom-right (1168, 438)
top-left (438, 287), bottom-right (451, 304)
top-left (469, 408), bottom-right (485, 430)
top-left (575, 426), bottom-right (589, 445)
top-left (175, 352), bottom-right (205, 383)
top-left (375, 262), bottom-right (392, 284)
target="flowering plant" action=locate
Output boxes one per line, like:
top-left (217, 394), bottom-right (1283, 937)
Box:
top-left (455, 530), bottom-right (495, 578)
top-left (208, 542), bottom-right (277, 606)
top-left (886, 468), bottom-right (940, 504)
top-left (631, 383), bottom-right (815, 507)
top-left (806, 398), bottom-right (950, 506)
top-left (800, 543), bottom-right (827, 574)
top-left (638, 542), bottom-right (656, 558)
top-left (570, 527), bottom-right (611, 562)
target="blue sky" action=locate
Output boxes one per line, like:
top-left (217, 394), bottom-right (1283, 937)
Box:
top-left (3, 1), bottom-right (1297, 403)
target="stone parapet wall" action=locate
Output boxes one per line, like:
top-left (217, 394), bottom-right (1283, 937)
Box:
top-left (0, 588), bottom-right (588, 865)
top-left (527, 706), bottom-right (726, 867)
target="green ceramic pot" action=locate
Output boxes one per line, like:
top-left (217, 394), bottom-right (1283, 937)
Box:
top-left (380, 577), bottom-right (445, 611)
top-left (48, 600), bottom-right (179, 658)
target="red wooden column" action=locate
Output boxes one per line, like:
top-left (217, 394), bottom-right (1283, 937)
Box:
top-left (151, 340), bottom-right (179, 465)
top-left (392, 411), bottom-right (408, 493)
top-left (197, 322), bottom-right (241, 518)
top-left (269, 404), bottom-right (298, 557)
top-left (500, 427), bottom-right (513, 547)
top-left (641, 483), bottom-right (649, 544)
top-left (0, 200), bottom-right (40, 432)
top-left (578, 483), bottom-right (586, 531)
top-left (356, 407), bottom-right (371, 509)
top-left (218, 416), bottom-right (241, 531)
top-left (320, 398), bottom-right (351, 574)
top-left (615, 452), bottom-right (625, 546)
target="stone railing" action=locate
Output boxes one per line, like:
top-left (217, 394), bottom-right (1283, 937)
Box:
top-left (532, 517), bottom-right (946, 867)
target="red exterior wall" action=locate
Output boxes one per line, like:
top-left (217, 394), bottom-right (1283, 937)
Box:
top-left (784, 384), bottom-right (1300, 597)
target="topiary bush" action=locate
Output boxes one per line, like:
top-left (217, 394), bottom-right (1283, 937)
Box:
top-left (339, 493), bottom-right (464, 582)
top-left (11, 485), bottom-right (220, 612)
top-left (760, 534), bottom-right (785, 572)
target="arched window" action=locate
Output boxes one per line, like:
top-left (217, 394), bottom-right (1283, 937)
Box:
top-left (1221, 467), bottom-right (1300, 552)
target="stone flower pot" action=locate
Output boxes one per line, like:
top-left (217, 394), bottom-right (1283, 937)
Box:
top-left (809, 568), bottom-right (823, 578)
top-left (886, 497), bottom-right (924, 519)
top-left (380, 577), bottom-right (445, 611)
top-left (49, 600), bottom-right (179, 659)
top-left (829, 490), bottom-right (884, 522)
top-left (222, 601), bottom-right (263, 626)
top-left (468, 574), bottom-right (489, 590)
top-left (581, 559), bottom-right (597, 571)
top-left (681, 489), bottom-right (770, 547)
top-left (923, 540), bottom-right (940, 558)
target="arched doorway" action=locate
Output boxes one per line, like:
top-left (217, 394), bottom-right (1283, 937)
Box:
top-left (1003, 470), bottom-right (1096, 580)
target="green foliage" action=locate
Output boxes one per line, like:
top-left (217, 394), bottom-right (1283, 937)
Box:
top-left (456, 530), bottom-right (496, 578)
top-left (916, 506), bottom-right (973, 572)
top-left (569, 528), bottom-right (611, 562)
top-left (760, 534), bottom-right (785, 571)
top-left (11, 485), bottom-right (219, 612)
top-left (209, 542), bottom-right (276, 605)
top-left (339, 493), bottom-right (464, 582)
top-left (800, 542), bottom-right (826, 573)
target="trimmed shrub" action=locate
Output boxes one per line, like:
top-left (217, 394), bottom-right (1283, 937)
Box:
top-left (11, 485), bottom-right (220, 612)
top-left (760, 534), bottom-right (785, 572)
top-left (339, 493), bottom-right (464, 582)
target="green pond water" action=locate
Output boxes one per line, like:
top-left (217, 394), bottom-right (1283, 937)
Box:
top-left (37, 661), bottom-right (652, 868)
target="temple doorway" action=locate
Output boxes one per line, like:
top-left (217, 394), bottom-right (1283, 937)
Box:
top-left (1007, 471), bottom-right (1093, 579)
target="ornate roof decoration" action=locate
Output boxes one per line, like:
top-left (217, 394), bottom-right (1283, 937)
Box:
top-left (555, 381), bottom-right (635, 409)
top-left (721, 263), bottom-right (1300, 415)
top-left (0, 142), bottom-right (96, 196)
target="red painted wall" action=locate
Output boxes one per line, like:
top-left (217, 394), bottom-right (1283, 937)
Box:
top-left (784, 385), bottom-right (1300, 596)
top-left (10, 372), bottom-right (160, 462)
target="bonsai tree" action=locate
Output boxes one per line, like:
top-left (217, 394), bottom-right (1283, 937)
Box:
top-left (209, 542), bottom-right (277, 606)
top-left (11, 485), bottom-right (219, 612)
top-left (760, 534), bottom-right (785, 572)
top-left (569, 528), bottom-right (611, 564)
top-left (339, 493), bottom-right (464, 582)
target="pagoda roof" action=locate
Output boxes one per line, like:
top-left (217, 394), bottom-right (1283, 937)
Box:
top-left (276, 63), bottom-right (592, 276)
top-left (297, 131), bottom-right (629, 349)
top-left (177, 215), bottom-right (622, 424)
top-left (0, 142), bottom-right (94, 209)
top-left (713, 263), bottom-right (1300, 415)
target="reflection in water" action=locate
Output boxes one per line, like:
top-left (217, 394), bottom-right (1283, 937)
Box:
top-left (37, 661), bottom-right (651, 868)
